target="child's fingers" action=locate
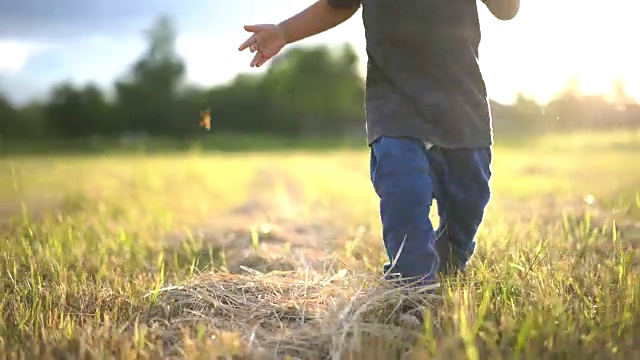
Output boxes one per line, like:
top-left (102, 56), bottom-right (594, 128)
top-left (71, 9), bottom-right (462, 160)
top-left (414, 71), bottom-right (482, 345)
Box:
top-left (250, 44), bottom-right (258, 53)
top-left (238, 34), bottom-right (256, 51)
top-left (250, 52), bottom-right (263, 67)
top-left (255, 53), bottom-right (271, 68)
top-left (244, 24), bottom-right (269, 33)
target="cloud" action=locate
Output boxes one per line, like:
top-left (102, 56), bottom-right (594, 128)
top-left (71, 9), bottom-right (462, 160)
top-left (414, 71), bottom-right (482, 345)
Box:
top-left (0, 0), bottom-right (223, 40)
top-left (0, 0), bottom-right (318, 41)
top-left (0, 0), bottom-right (219, 103)
top-left (0, 41), bottom-right (38, 72)
top-left (0, 36), bottom-right (146, 105)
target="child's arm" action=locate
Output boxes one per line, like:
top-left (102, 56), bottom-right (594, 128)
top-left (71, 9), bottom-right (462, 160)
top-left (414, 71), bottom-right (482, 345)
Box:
top-left (279, 0), bottom-right (361, 45)
top-left (482, 0), bottom-right (520, 21)
top-left (239, 0), bottom-right (360, 67)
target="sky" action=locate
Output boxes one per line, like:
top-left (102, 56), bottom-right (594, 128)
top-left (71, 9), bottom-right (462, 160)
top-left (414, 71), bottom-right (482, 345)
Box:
top-left (0, 0), bottom-right (638, 106)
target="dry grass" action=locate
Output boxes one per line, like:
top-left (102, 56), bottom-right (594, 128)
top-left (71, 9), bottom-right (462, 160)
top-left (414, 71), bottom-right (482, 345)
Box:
top-left (145, 269), bottom-right (439, 359)
top-left (1, 130), bottom-right (640, 359)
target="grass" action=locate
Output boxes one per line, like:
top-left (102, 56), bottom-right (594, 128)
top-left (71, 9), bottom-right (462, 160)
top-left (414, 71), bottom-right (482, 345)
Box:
top-left (0, 133), bottom-right (368, 157)
top-left (1, 129), bottom-right (639, 359)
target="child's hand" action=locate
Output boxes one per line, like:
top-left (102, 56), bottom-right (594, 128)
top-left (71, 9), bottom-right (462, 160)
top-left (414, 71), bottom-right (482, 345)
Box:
top-left (238, 24), bottom-right (287, 68)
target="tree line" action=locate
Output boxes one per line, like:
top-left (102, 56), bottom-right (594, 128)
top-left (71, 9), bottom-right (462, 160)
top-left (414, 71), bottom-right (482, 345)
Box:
top-left (0, 16), bottom-right (637, 140)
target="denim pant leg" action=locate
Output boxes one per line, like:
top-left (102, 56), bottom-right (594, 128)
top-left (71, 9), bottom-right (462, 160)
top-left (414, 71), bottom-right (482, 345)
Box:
top-left (428, 147), bottom-right (492, 274)
top-left (369, 136), bottom-right (439, 282)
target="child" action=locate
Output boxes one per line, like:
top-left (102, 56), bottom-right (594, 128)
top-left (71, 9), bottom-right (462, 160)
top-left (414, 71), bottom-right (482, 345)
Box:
top-left (238, 0), bottom-right (519, 285)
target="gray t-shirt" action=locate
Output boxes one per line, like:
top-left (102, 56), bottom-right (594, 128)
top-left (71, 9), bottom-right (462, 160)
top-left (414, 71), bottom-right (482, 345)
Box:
top-left (328, 0), bottom-right (493, 148)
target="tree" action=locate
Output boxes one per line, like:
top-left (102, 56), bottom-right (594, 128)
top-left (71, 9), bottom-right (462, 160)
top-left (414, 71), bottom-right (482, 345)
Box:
top-left (511, 92), bottom-right (544, 130)
top-left (258, 44), bottom-right (364, 135)
top-left (206, 73), bottom-right (277, 134)
top-left (115, 16), bottom-right (189, 135)
top-left (44, 83), bottom-right (113, 137)
top-left (0, 94), bottom-right (23, 137)
top-left (545, 76), bottom-right (587, 129)
top-left (611, 77), bottom-right (634, 105)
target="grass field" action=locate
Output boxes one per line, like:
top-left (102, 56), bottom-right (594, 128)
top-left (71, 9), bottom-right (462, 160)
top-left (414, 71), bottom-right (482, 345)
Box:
top-left (1, 130), bottom-right (640, 359)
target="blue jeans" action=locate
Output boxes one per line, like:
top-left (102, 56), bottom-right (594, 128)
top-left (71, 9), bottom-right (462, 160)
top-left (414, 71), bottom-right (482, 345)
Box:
top-left (369, 136), bottom-right (492, 283)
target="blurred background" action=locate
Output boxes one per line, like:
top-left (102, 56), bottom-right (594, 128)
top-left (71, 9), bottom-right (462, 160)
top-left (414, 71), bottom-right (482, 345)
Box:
top-left (0, 0), bottom-right (638, 150)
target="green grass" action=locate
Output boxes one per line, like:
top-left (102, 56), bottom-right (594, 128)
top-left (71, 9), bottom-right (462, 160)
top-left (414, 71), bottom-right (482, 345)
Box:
top-left (0, 133), bottom-right (369, 157)
top-left (1, 129), bottom-right (640, 359)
